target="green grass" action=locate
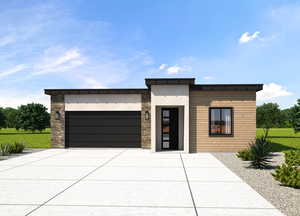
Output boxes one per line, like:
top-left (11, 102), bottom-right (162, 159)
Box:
top-left (0, 128), bottom-right (51, 148)
top-left (257, 128), bottom-right (300, 152)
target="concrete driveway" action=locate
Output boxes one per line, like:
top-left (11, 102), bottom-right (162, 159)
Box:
top-left (0, 149), bottom-right (284, 216)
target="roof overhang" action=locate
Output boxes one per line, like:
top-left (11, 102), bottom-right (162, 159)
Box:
top-left (190, 84), bottom-right (263, 92)
top-left (145, 78), bottom-right (195, 88)
top-left (44, 88), bottom-right (149, 95)
top-left (45, 79), bottom-right (263, 95)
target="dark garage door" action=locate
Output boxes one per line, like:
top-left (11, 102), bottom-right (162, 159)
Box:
top-left (65, 111), bottom-right (141, 148)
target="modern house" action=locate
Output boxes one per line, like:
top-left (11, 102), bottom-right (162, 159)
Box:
top-left (45, 78), bottom-right (263, 153)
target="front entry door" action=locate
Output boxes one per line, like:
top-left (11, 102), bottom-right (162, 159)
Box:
top-left (161, 108), bottom-right (178, 150)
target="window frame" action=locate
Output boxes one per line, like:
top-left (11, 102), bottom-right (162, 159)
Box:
top-left (209, 107), bottom-right (234, 137)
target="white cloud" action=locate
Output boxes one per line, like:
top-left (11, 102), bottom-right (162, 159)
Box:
top-left (203, 76), bottom-right (214, 80)
top-left (80, 77), bottom-right (106, 88)
top-left (159, 64), bottom-right (167, 70)
top-left (239, 31), bottom-right (260, 44)
top-left (167, 65), bottom-right (182, 74)
top-left (0, 64), bottom-right (26, 78)
top-left (257, 83), bottom-right (293, 101)
top-left (32, 48), bottom-right (85, 75)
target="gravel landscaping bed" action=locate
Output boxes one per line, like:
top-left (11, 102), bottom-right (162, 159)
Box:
top-left (213, 152), bottom-right (300, 216)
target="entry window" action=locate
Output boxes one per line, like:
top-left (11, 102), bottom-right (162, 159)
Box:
top-left (209, 108), bottom-right (233, 136)
top-left (162, 110), bottom-right (170, 148)
top-left (161, 108), bottom-right (178, 150)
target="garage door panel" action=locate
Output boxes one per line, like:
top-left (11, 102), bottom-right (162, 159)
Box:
top-left (66, 111), bottom-right (141, 148)
top-left (68, 114), bottom-right (141, 118)
top-left (67, 116), bottom-right (141, 121)
top-left (67, 111), bottom-right (140, 118)
top-left (67, 120), bottom-right (140, 127)
top-left (67, 126), bottom-right (140, 134)
top-left (68, 134), bottom-right (140, 141)
top-left (69, 142), bottom-right (139, 148)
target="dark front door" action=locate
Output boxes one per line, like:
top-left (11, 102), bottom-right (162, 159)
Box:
top-left (65, 111), bottom-right (141, 148)
top-left (161, 108), bottom-right (178, 150)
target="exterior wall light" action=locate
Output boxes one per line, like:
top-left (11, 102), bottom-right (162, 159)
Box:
top-left (55, 111), bottom-right (61, 120)
top-left (145, 111), bottom-right (150, 120)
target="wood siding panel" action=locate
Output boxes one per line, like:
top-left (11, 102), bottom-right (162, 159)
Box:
top-left (189, 91), bottom-right (256, 152)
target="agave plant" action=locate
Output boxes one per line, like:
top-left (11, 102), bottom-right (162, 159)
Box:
top-left (0, 143), bottom-right (12, 156)
top-left (249, 136), bottom-right (272, 169)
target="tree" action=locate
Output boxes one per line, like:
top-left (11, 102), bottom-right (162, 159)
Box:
top-left (256, 103), bottom-right (284, 138)
top-left (16, 103), bottom-right (50, 132)
top-left (0, 108), bottom-right (6, 129)
top-left (291, 99), bottom-right (300, 133)
top-left (2, 107), bottom-right (19, 128)
top-left (281, 108), bottom-right (293, 128)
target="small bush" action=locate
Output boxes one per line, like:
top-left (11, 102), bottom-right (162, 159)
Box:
top-left (0, 142), bottom-right (26, 156)
top-left (236, 149), bottom-right (253, 161)
top-left (12, 142), bottom-right (25, 154)
top-left (284, 150), bottom-right (300, 166)
top-left (250, 136), bottom-right (272, 169)
top-left (272, 164), bottom-right (300, 188)
top-left (0, 143), bottom-right (12, 156)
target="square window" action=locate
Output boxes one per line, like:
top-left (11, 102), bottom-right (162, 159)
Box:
top-left (209, 108), bottom-right (233, 136)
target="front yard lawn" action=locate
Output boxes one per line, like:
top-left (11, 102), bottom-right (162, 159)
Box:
top-left (257, 128), bottom-right (300, 152)
top-left (0, 128), bottom-right (51, 148)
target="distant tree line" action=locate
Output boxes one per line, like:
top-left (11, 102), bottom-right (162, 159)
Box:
top-left (257, 99), bottom-right (300, 136)
top-left (0, 103), bottom-right (50, 132)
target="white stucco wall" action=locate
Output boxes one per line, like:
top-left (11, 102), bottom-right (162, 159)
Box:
top-left (151, 85), bottom-right (189, 153)
top-left (65, 94), bottom-right (141, 111)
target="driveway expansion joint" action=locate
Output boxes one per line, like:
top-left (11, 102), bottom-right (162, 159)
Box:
top-left (24, 149), bottom-right (127, 216)
top-left (180, 153), bottom-right (198, 216)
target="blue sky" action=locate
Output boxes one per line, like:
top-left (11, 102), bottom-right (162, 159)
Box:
top-left (0, 0), bottom-right (299, 109)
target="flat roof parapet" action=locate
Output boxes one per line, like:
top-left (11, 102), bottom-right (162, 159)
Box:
top-left (145, 78), bottom-right (195, 87)
top-left (44, 88), bottom-right (149, 95)
top-left (44, 78), bottom-right (263, 95)
top-left (191, 84), bottom-right (263, 92)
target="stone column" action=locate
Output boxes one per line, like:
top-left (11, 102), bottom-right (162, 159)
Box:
top-left (141, 92), bottom-right (151, 149)
top-left (50, 95), bottom-right (65, 148)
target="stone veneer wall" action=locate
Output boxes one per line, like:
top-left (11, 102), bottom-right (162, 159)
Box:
top-left (50, 95), bottom-right (65, 148)
top-left (141, 92), bottom-right (151, 148)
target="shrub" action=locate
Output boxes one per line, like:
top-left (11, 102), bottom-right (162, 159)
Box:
top-left (0, 142), bottom-right (26, 156)
top-left (272, 164), bottom-right (300, 188)
top-left (236, 149), bottom-right (253, 161)
top-left (284, 150), bottom-right (300, 166)
top-left (12, 142), bottom-right (25, 154)
top-left (0, 143), bottom-right (12, 156)
top-left (250, 136), bottom-right (272, 169)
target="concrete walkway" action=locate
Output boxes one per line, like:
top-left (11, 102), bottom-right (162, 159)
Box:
top-left (0, 149), bottom-right (284, 216)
